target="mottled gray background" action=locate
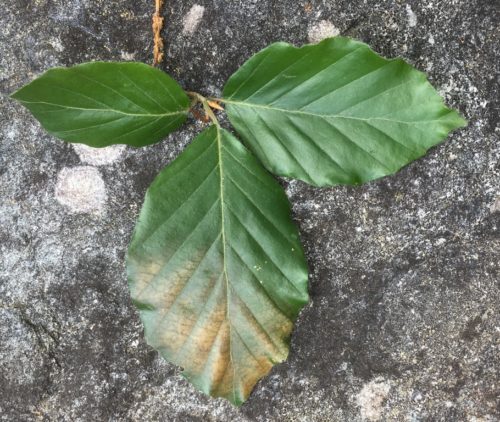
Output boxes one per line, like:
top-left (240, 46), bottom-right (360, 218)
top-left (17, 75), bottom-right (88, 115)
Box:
top-left (0, 0), bottom-right (499, 421)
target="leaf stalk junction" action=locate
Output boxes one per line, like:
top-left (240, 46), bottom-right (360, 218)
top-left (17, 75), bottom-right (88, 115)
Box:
top-left (187, 91), bottom-right (224, 126)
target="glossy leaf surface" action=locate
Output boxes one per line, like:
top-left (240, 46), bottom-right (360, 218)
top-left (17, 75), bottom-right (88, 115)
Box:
top-left (223, 37), bottom-right (467, 187)
top-left (127, 125), bottom-right (309, 405)
top-left (12, 62), bottom-right (189, 147)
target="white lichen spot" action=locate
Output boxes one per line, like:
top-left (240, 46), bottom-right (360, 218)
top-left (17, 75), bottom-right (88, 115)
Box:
top-left (73, 143), bottom-right (126, 166)
top-left (120, 51), bottom-right (136, 61)
top-left (49, 37), bottom-right (64, 52)
top-left (436, 238), bottom-right (447, 246)
top-left (406, 5), bottom-right (417, 28)
top-left (55, 166), bottom-right (107, 214)
top-left (490, 197), bottom-right (500, 213)
top-left (439, 79), bottom-right (457, 97)
top-left (182, 5), bottom-right (205, 35)
top-left (356, 378), bottom-right (391, 421)
top-left (5, 125), bottom-right (18, 140)
top-left (308, 20), bottom-right (340, 43)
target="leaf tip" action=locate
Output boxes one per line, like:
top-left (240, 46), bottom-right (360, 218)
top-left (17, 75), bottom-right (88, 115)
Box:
top-left (446, 108), bottom-right (468, 131)
top-left (457, 114), bottom-right (468, 128)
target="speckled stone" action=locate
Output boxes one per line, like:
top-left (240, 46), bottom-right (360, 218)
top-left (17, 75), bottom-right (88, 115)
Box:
top-left (0, 1), bottom-right (498, 421)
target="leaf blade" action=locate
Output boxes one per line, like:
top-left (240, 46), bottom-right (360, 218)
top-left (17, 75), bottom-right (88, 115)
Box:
top-left (223, 37), bottom-right (467, 187)
top-left (11, 62), bottom-right (190, 147)
top-left (127, 126), bottom-right (308, 405)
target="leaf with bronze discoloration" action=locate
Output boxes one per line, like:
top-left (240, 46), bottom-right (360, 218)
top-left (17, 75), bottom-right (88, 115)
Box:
top-left (127, 125), bottom-right (309, 405)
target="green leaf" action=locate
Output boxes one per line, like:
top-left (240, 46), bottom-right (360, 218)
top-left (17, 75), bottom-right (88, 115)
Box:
top-left (11, 62), bottom-right (190, 147)
top-left (223, 37), bottom-right (467, 187)
top-left (127, 125), bottom-right (309, 405)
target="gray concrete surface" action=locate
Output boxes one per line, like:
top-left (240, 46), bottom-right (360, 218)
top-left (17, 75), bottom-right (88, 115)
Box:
top-left (0, 0), bottom-right (499, 421)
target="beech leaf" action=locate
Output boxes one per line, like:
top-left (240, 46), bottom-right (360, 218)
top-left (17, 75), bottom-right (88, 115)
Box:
top-left (11, 62), bottom-right (190, 147)
top-left (223, 37), bottom-right (467, 186)
top-left (127, 125), bottom-right (309, 405)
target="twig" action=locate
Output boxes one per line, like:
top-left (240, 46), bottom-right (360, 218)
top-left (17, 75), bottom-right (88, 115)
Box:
top-left (152, 0), bottom-right (165, 65)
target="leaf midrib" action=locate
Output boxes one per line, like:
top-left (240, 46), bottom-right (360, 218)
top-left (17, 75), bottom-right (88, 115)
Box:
top-left (222, 99), bottom-right (448, 125)
top-left (215, 124), bottom-right (237, 403)
top-left (16, 99), bottom-right (188, 118)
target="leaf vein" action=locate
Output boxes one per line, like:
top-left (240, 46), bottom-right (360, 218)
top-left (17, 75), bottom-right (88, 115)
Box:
top-left (118, 69), bottom-right (169, 112)
top-left (18, 100), bottom-right (187, 118)
top-left (225, 204), bottom-right (304, 296)
top-left (134, 198), bottom-right (221, 301)
top-left (150, 232), bottom-right (223, 336)
top-left (268, 46), bottom-right (367, 106)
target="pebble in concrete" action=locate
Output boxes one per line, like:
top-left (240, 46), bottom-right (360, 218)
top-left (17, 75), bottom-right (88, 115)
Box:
top-left (54, 166), bottom-right (107, 214)
top-left (182, 5), bottom-right (205, 35)
top-left (308, 20), bottom-right (340, 43)
top-left (356, 378), bottom-right (391, 421)
top-left (72, 144), bottom-right (126, 166)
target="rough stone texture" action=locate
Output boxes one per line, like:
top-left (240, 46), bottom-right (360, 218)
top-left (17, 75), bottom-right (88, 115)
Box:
top-left (0, 0), bottom-right (499, 421)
